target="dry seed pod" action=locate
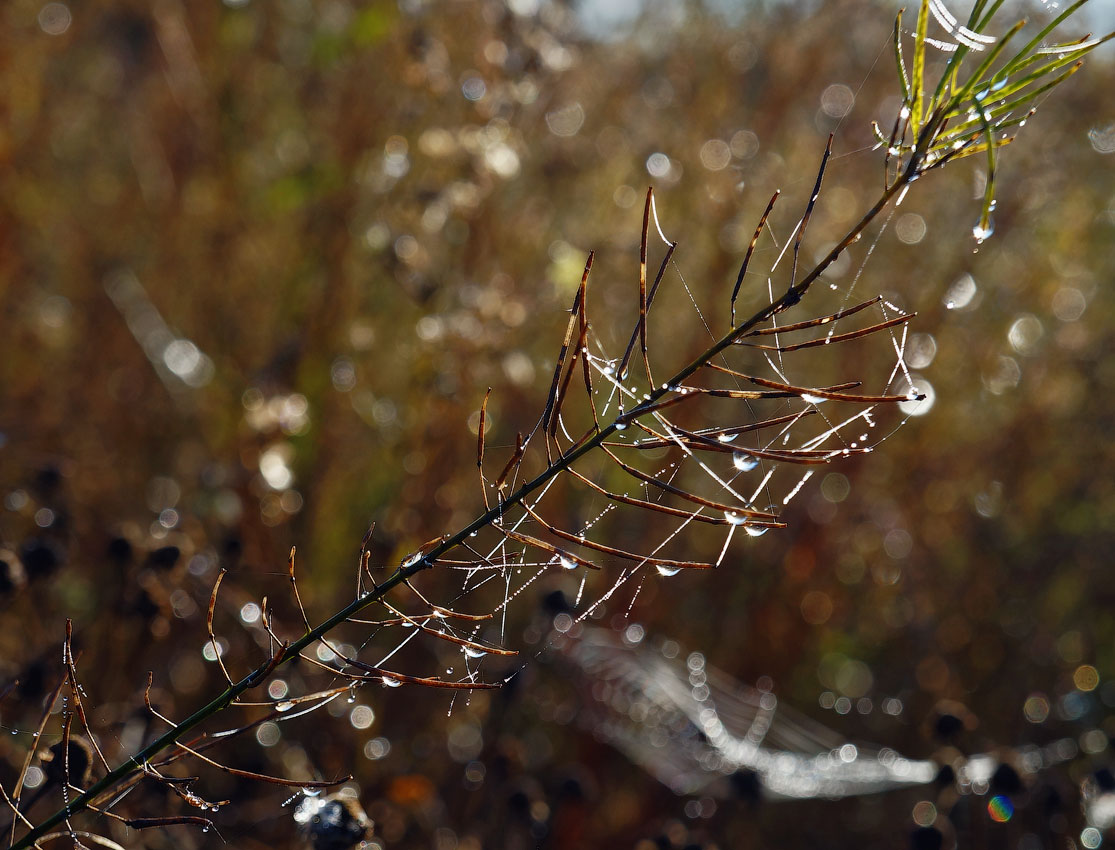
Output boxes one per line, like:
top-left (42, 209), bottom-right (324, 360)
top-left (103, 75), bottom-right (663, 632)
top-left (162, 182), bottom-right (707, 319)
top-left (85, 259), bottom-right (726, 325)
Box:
top-left (293, 793), bottom-right (372, 850)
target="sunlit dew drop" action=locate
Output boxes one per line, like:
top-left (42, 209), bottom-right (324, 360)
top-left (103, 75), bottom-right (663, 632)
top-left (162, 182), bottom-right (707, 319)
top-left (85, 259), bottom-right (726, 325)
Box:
top-left (275, 700), bottom-right (296, 713)
top-left (744, 524), bottom-right (768, 538)
top-left (656, 565), bottom-right (682, 577)
top-left (464, 646), bottom-right (488, 659)
top-left (614, 421), bottom-right (628, 431)
top-left (802, 394), bottom-right (827, 405)
top-left (972, 222), bottom-right (994, 244)
top-left (559, 555), bottom-right (577, 570)
top-left (733, 452), bottom-right (758, 471)
top-left (717, 432), bottom-right (738, 443)
top-left (381, 677), bottom-right (402, 688)
top-left (724, 510), bottom-right (747, 526)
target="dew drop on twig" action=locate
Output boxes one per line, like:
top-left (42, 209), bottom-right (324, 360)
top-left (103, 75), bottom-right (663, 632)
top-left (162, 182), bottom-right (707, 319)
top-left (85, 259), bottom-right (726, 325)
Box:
top-left (733, 452), bottom-right (758, 472)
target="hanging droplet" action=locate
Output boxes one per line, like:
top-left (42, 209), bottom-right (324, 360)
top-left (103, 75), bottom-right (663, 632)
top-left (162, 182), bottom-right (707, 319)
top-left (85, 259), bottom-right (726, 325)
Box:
top-left (724, 511), bottom-right (747, 526)
top-left (464, 646), bottom-right (488, 659)
top-left (558, 554), bottom-right (577, 570)
top-left (733, 452), bottom-right (758, 472)
top-left (744, 525), bottom-right (768, 538)
top-left (972, 223), bottom-right (994, 244)
top-left (382, 677), bottom-right (402, 688)
top-left (656, 565), bottom-right (682, 577)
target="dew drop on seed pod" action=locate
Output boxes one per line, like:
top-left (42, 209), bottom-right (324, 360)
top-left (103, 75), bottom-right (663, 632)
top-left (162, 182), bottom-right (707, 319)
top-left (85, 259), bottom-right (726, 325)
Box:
top-left (745, 525), bottom-right (768, 538)
top-left (718, 432), bottom-right (738, 443)
top-left (382, 677), bottom-right (402, 688)
top-left (724, 511), bottom-right (747, 526)
top-left (614, 422), bottom-right (628, 431)
top-left (275, 700), bottom-right (296, 712)
top-left (972, 223), bottom-right (994, 243)
top-left (656, 565), bottom-right (682, 577)
top-left (802, 394), bottom-right (827, 405)
top-left (559, 554), bottom-right (577, 570)
top-left (464, 646), bottom-right (488, 659)
top-left (733, 452), bottom-right (758, 471)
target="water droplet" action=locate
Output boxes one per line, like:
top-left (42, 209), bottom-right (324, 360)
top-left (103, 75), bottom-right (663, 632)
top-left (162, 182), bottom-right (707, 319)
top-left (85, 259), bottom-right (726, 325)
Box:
top-left (717, 432), bottom-right (738, 443)
top-left (733, 452), bottom-right (758, 471)
top-left (464, 646), bottom-right (488, 659)
top-left (802, 394), bottom-right (827, 405)
top-left (275, 700), bottom-right (295, 712)
top-left (401, 552), bottom-right (421, 568)
top-left (614, 421), bottom-right (628, 431)
top-left (382, 677), bottom-right (402, 688)
top-left (558, 554), bottom-right (577, 570)
top-left (724, 511), bottom-right (747, 526)
top-left (656, 565), bottom-right (682, 577)
top-left (972, 223), bottom-right (994, 243)
top-left (744, 525), bottom-right (768, 538)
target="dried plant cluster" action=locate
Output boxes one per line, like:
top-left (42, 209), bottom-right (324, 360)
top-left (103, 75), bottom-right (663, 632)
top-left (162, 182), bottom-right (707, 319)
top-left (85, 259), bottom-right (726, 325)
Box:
top-left (1, 1), bottom-right (1111, 848)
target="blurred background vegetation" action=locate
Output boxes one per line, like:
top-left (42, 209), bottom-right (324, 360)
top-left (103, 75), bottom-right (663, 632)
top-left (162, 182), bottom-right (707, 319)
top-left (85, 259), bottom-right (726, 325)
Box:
top-left (2, 0), bottom-right (1114, 847)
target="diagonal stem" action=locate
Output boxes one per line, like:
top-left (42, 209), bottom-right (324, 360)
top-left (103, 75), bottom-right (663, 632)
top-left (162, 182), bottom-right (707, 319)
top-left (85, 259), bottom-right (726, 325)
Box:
top-left (11, 158), bottom-right (917, 850)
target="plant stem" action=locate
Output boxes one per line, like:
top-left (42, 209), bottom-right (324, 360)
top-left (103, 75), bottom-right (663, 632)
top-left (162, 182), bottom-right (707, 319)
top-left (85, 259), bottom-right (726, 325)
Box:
top-left (11, 161), bottom-right (916, 850)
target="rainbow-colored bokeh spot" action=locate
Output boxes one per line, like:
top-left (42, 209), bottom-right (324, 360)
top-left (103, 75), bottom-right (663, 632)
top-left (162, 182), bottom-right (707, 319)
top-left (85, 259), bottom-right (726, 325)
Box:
top-left (988, 795), bottom-right (1014, 823)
